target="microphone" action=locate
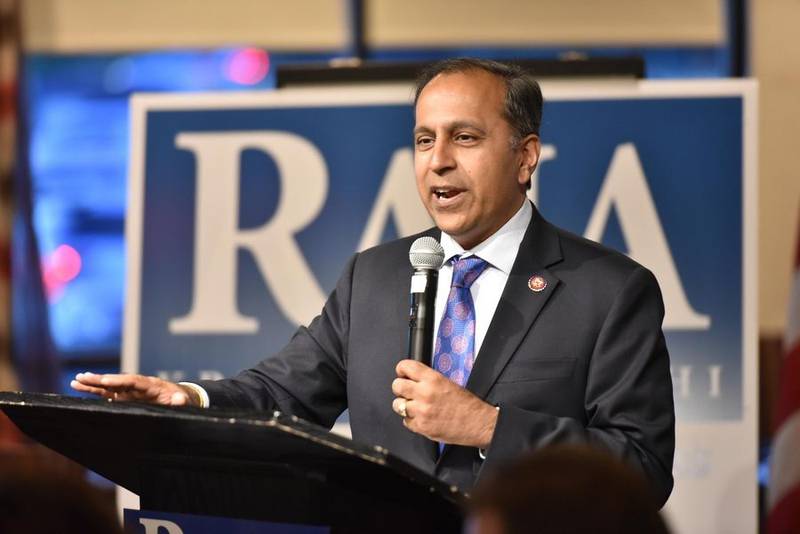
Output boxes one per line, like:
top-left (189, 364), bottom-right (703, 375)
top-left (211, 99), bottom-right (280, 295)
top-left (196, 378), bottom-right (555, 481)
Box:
top-left (407, 237), bottom-right (445, 366)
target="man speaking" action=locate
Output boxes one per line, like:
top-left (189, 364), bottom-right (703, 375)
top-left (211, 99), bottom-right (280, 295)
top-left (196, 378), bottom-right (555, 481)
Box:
top-left (72, 58), bottom-right (675, 506)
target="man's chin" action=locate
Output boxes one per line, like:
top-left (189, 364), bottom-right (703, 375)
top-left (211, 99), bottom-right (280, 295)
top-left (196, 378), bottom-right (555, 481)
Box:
top-left (433, 219), bottom-right (479, 247)
top-left (432, 215), bottom-right (467, 236)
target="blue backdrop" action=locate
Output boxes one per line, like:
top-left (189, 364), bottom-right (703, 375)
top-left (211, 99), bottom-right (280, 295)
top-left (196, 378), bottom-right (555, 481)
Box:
top-left (130, 89), bottom-right (745, 425)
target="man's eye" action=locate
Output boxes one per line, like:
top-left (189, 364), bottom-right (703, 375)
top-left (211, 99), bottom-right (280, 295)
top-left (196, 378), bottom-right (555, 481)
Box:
top-left (455, 133), bottom-right (476, 142)
top-left (415, 136), bottom-right (434, 148)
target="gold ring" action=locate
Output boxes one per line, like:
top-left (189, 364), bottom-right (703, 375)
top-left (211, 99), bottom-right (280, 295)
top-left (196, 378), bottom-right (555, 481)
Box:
top-left (398, 399), bottom-right (408, 418)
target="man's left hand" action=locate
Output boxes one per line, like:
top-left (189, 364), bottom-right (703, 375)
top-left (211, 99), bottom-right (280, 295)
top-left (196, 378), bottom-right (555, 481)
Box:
top-left (392, 359), bottom-right (498, 449)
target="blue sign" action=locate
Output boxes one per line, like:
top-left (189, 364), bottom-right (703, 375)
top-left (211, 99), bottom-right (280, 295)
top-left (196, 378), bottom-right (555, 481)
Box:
top-left (125, 85), bottom-right (754, 426)
top-left (124, 509), bottom-right (328, 533)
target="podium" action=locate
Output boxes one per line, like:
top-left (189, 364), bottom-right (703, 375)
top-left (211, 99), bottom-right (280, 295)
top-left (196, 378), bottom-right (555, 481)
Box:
top-left (0, 392), bottom-right (464, 532)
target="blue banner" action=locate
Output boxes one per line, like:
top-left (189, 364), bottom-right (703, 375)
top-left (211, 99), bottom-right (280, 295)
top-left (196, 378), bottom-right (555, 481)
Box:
top-left (127, 88), bottom-right (747, 422)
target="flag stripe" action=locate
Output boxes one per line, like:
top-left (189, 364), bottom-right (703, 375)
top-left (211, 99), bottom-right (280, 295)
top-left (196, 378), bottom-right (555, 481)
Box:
top-left (774, 343), bottom-right (800, 431)
top-left (768, 410), bottom-right (800, 510)
top-left (795, 214), bottom-right (800, 270)
top-left (768, 483), bottom-right (800, 534)
top-left (769, 206), bottom-right (800, 532)
top-left (0, 0), bottom-right (20, 444)
top-left (786, 269), bottom-right (800, 350)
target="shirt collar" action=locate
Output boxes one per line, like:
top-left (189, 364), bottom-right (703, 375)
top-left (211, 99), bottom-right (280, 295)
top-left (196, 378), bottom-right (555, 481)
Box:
top-left (440, 200), bottom-right (532, 275)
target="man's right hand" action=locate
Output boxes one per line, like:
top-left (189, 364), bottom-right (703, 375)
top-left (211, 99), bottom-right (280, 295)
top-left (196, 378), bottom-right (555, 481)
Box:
top-left (70, 373), bottom-right (199, 406)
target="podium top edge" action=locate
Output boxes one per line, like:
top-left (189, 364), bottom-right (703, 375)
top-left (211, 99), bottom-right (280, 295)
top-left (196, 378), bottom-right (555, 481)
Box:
top-left (0, 391), bottom-right (385, 462)
top-left (0, 391), bottom-right (467, 508)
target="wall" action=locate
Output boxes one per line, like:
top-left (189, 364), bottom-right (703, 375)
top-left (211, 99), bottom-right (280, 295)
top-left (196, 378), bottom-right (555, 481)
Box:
top-left (366, 0), bottom-right (723, 47)
top-left (752, 0), bottom-right (800, 337)
top-left (22, 0), bottom-right (345, 51)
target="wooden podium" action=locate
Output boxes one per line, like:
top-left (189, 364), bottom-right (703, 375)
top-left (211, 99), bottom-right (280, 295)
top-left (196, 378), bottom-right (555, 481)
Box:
top-left (0, 392), bottom-right (464, 533)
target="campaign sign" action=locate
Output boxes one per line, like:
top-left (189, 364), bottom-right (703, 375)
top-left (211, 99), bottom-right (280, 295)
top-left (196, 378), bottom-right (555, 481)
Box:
top-left (124, 509), bottom-right (328, 533)
top-left (124, 81), bottom-right (757, 534)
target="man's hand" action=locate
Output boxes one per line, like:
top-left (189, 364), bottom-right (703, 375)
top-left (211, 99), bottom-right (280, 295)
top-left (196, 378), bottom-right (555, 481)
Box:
top-left (391, 359), bottom-right (498, 448)
top-left (70, 373), bottom-right (199, 406)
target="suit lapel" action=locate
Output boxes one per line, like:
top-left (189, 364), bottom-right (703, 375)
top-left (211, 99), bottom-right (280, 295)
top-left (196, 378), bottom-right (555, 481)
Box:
top-left (412, 211), bottom-right (564, 464)
top-left (464, 205), bottom-right (564, 401)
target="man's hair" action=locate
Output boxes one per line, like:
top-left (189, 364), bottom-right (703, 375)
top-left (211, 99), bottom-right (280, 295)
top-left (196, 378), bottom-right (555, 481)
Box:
top-left (414, 57), bottom-right (543, 146)
top-left (469, 445), bottom-right (670, 534)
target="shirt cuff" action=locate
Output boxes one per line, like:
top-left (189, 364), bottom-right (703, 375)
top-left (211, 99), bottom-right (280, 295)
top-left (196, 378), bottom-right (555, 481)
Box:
top-left (178, 382), bottom-right (210, 408)
top-left (478, 405), bottom-right (501, 460)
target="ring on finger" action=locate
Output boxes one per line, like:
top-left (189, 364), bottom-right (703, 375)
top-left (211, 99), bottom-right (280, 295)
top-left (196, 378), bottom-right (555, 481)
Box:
top-left (397, 398), bottom-right (408, 418)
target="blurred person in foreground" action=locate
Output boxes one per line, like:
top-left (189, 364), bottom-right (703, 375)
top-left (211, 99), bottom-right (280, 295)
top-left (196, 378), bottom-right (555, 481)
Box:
top-left (0, 447), bottom-right (123, 534)
top-left (468, 445), bottom-right (671, 534)
top-left (73, 58), bottom-right (674, 504)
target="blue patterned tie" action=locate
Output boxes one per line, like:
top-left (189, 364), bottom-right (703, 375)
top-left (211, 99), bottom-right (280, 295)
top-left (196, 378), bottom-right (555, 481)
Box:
top-left (433, 256), bottom-right (489, 387)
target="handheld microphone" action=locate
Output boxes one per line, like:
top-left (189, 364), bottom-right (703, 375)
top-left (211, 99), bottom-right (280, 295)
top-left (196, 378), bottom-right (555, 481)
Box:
top-left (407, 237), bottom-right (445, 366)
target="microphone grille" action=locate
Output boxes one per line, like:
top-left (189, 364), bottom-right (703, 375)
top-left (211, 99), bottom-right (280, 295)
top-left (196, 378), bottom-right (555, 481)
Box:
top-left (409, 237), bottom-right (445, 270)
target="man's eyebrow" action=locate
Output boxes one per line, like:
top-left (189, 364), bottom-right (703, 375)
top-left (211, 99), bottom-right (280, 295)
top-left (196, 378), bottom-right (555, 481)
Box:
top-left (413, 121), bottom-right (487, 136)
top-left (449, 120), bottom-right (487, 134)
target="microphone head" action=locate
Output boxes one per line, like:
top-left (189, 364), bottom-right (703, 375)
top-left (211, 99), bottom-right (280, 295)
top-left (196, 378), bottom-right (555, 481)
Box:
top-left (409, 237), bottom-right (445, 270)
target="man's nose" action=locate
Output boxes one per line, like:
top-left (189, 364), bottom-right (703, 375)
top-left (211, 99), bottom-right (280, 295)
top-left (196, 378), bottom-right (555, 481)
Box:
top-left (430, 139), bottom-right (456, 175)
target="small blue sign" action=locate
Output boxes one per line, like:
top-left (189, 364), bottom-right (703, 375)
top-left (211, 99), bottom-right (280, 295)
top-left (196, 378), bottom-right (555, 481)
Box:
top-left (124, 509), bottom-right (329, 534)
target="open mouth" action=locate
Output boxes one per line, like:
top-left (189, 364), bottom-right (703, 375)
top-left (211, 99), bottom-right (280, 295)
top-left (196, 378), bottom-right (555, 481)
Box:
top-left (432, 187), bottom-right (463, 200)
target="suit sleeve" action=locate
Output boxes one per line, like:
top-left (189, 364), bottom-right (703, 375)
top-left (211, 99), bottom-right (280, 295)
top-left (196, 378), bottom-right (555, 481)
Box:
top-left (481, 266), bottom-right (675, 507)
top-left (198, 254), bottom-right (357, 429)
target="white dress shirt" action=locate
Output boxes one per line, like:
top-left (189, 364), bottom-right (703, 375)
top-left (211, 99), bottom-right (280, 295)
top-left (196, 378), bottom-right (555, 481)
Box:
top-left (434, 200), bottom-right (532, 360)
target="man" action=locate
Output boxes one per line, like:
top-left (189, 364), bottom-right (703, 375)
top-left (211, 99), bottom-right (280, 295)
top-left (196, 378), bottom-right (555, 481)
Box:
top-left (73, 58), bottom-right (675, 506)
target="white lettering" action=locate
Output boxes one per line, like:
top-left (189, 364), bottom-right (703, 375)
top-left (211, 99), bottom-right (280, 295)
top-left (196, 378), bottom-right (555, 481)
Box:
top-left (164, 136), bottom-right (710, 339)
top-left (199, 369), bottom-right (225, 380)
top-left (672, 364), bottom-right (724, 399)
top-left (169, 132), bottom-right (328, 333)
top-left (156, 369), bottom-right (223, 381)
top-left (527, 144), bottom-right (558, 206)
top-left (672, 365), bottom-right (692, 399)
top-left (584, 143), bottom-right (711, 330)
top-left (708, 365), bottom-right (722, 398)
top-left (156, 370), bottom-right (186, 382)
top-left (358, 148), bottom-right (432, 251)
top-left (139, 518), bottom-right (184, 534)
top-left (673, 448), bottom-right (711, 479)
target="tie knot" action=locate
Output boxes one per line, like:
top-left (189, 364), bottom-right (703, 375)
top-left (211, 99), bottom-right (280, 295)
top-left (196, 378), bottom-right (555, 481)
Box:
top-left (450, 256), bottom-right (489, 288)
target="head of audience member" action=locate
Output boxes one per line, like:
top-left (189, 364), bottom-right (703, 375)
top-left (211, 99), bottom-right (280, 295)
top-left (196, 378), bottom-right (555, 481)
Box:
top-left (0, 448), bottom-right (123, 534)
top-left (413, 58), bottom-right (542, 249)
top-left (468, 444), bottom-right (671, 534)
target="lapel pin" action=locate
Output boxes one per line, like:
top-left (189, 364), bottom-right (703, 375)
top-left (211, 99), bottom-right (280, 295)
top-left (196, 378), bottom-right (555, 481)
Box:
top-left (528, 275), bottom-right (547, 293)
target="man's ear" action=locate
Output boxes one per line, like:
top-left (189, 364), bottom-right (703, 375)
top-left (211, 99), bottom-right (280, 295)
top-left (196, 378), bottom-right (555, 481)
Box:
top-left (517, 134), bottom-right (541, 186)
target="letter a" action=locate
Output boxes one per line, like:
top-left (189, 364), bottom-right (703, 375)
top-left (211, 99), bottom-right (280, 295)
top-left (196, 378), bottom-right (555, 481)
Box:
top-left (358, 148), bottom-right (432, 251)
top-left (585, 143), bottom-right (710, 330)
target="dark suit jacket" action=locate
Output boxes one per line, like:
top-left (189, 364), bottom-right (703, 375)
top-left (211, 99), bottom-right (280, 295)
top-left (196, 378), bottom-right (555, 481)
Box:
top-left (201, 204), bottom-right (675, 506)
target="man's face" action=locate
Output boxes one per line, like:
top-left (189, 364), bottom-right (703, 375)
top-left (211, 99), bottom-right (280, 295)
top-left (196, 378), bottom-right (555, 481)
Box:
top-left (414, 69), bottom-right (539, 249)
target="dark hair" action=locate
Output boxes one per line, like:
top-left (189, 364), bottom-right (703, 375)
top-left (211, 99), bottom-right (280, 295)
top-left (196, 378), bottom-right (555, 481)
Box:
top-left (469, 445), bottom-right (670, 534)
top-left (414, 57), bottom-right (543, 145)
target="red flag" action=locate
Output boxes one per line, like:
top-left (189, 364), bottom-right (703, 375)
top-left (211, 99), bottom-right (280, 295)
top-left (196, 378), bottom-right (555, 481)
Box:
top-left (768, 207), bottom-right (800, 533)
top-left (0, 0), bottom-right (22, 444)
